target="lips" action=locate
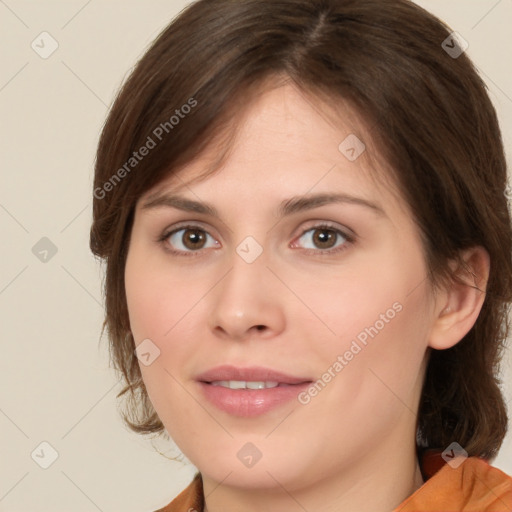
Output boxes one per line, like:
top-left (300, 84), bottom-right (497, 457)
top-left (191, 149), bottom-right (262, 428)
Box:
top-left (195, 365), bottom-right (312, 385)
top-left (195, 365), bottom-right (313, 417)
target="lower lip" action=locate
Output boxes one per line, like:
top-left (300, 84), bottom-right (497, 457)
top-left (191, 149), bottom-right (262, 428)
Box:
top-left (198, 382), bottom-right (311, 417)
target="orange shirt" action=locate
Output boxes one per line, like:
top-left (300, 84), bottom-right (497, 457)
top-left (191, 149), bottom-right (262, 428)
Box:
top-left (155, 451), bottom-right (512, 511)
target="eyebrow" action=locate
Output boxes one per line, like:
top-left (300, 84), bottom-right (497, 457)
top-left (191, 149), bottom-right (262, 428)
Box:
top-left (141, 192), bottom-right (386, 218)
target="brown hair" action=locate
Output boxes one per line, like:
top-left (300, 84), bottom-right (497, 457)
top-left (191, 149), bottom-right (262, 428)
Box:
top-left (90, 0), bottom-right (512, 460)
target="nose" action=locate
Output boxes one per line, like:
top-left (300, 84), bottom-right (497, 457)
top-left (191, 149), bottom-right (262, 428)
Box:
top-left (207, 248), bottom-right (286, 341)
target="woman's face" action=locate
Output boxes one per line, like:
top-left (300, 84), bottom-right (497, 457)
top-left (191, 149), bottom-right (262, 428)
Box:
top-left (125, 83), bottom-right (438, 492)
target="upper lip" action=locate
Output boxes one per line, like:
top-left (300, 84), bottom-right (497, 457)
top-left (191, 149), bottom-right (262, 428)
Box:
top-left (196, 365), bottom-right (312, 384)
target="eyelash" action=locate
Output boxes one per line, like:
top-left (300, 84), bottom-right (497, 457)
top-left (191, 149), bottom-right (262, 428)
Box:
top-left (157, 222), bottom-right (355, 258)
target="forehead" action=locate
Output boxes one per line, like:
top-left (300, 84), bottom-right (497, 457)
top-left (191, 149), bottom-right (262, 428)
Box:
top-left (139, 83), bottom-right (402, 214)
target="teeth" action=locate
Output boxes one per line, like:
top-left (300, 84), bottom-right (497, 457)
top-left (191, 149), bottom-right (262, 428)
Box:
top-left (210, 380), bottom-right (280, 389)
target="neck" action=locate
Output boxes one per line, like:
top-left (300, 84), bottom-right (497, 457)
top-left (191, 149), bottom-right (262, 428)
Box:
top-left (202, 442), bottom-right (425, 512)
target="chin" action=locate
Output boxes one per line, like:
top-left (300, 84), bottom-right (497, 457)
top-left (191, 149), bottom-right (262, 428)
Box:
top-left (195, 445), bottom-right (315, 491)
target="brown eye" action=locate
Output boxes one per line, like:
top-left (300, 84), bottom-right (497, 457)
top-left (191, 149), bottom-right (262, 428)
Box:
top-left (182, 228), bottom-right (207, 250)
top-left (165, 226), bottom-right (218, 253)
top-left (294, 225), bottom-right (349, 252)
top-left (312, 229), bottom-right (337, 249)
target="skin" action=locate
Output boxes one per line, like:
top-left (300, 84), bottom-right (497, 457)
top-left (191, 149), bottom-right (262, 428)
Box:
top-left (124, 81), bottom-right (489, 512)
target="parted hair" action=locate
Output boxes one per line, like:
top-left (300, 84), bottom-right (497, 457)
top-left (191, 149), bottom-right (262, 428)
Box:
top-left (90, 0), bottom-right (512, 460)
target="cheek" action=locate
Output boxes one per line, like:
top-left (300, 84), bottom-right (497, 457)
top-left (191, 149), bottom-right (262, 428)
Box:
top-left (293, 289), bottom-right (430, 459)
top-left (287, 252), bottom-right (426, 354)
top-left (293, 244), bottom-right (431, 405)
top-left (125, 249), bottom-right (191, 341)
top-left (124, 247), bottom-right (209, 395)
top-left (124, 252), bottom-right (202, 435)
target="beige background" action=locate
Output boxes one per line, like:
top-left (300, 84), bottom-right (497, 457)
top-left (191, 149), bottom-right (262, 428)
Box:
top-left (1, 1), bottom-right (511, 510)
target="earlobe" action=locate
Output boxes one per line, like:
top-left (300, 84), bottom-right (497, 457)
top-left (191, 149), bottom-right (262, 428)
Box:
top-left (428, 246), bottom-right (490, 350)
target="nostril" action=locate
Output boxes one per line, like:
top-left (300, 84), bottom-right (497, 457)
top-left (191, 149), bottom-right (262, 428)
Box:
top-left (255, 325), bottom-right (266, 331)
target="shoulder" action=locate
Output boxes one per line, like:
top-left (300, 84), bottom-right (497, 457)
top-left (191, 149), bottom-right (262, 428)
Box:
top-left (153, 472), bottom-right (204, 512)
top-left (458, 457), bottom-right (512, 509)
top-left (397, 455), bottom-right (512, 511)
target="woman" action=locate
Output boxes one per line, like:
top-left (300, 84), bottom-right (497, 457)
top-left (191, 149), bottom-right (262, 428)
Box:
top-left (90, 0), bottom-right (512, 510)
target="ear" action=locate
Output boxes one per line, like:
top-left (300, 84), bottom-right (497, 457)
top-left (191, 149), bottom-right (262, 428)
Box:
top-left (428, 246), bottom-right (490, 350)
